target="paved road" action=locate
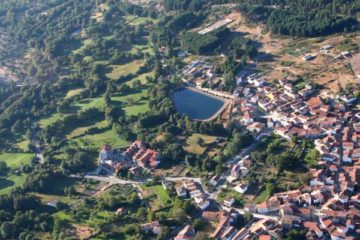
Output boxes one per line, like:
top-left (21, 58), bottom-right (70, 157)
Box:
top-left (165, 177), bottom-right (201, 183)
top-left (70, 174), bottom-right (146, 184)
top-left (228, 128), bottom-right (271, 165)
top-left (233, 207), bottom-right (279, 221)
top-left (70, 174), bottom-right (202, 186)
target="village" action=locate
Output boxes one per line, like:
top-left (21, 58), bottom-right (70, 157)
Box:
top-left (85, 44), bottom-right (360, 239)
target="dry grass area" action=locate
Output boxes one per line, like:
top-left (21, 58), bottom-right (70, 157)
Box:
top-left (91, 3), bottom-right (109, 22)
top-left (74, 225), bottom-right (96, 239)
top-left (228, 12), bottom-right (360, 94)
top-left (65, 88), bottom-right (84, 99)
top-left (183, 133), bottom-right (218, 155)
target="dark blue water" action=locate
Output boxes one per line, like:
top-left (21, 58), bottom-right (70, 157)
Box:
top-left (173, 89), bottom-right (225, 120)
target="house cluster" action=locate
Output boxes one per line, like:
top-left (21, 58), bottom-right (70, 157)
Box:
top-left (245, 179), bottom-right (360, 240)
top-left (181, 59), bottom-right (234, 100)
top-left (97, 141), bottom-right (161, 175)
top-left (315, 117), bottom-right (360, 165)
top-left (123, 140), bottom-right (161, 169)
top-left (203, 209), bottom-right (284, 240)
top-left (204, 180), bottom-right (359, 240)
top-left (98, 144), bottom-right (128, 174)
top-left (182, 59), bottom-right (219, 87)
top-left (223, 73), bottom-right (360, 239)
top-left (176, 179), bottom-right (211, 210)
top-left (234, 75), bottom-right (359, 159)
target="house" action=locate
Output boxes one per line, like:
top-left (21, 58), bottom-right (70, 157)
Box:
top-left (320, 45), bottom-right (333, 51)
top-left (307, 96), bottom-right (323, 109)
top-left (220, 226), bottom-right (238, 240)
top-left (202, 211), bottom-right (223, 222)
top-left (174, 225), bottom-right (195, 240)
top-left (280, 214), bottom-right (301, 229)
top-left (256, 197), bottom-right (280, 214)
top-left (303, 55), bottom-right (315, 61)
top-left (275, 126), bottom-right (290, 140)
top-left (210, 175), bottom-right (221, 186)
top-left (98, 144), bottom-right (113, 166)
top-left (197, 199), bottom-right (210, 210)
top-left (140, 221), bottom-right (161, 235)
top-left (232, 227), bottom-right (249, 240)
top-left (176, 186), bottom-right (188, 198)
top-left (247, 122), bottom-right (266, 134)
top-left (211, 212), bottom-right (234, 238)
top-left (116, 208), bottom-right (127, 215)
top-left (161, 180), bottom-right (173, 190)
top-left (304, 221), bottom-right (323, 238)
top-left (243, 111), bottom-right (254, 125)
top-left (267, 119), bottom-right (275, 128)
top-left (234, 183), bottom-right (249, 194)
top-left (343, 149), bottom-right (352, 163)
top-left (231, 165), bottom-right (242, 179)
top-left (124, 141), bottom-right (161, 169)
top-left (223, 197), bottom-right (235, 207)
top-left (259, 235), bottom-right (272, 240)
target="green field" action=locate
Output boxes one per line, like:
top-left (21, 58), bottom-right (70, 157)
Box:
top-left (0, 173), bottom-right (28, 194)
top-left (70, 128), bottom-right (129, 149)
top-left (142, 184), bottom-right (173, 210)
top-left (254, 188), bottom-right (269, 203)
top-left (0, 153), bottom-right (34, 169)
top-left (39, 113), bottom-right (67, 128)
top-left (125, 15), bottom-right (158, 26)
top-left (152, 185), bottom-right (173, 206)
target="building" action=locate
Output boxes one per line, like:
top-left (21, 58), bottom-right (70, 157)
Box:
top-left (303, 55), bottom-right (315, 61)
top-left (247, 122), bottom-right (266, 134)
top-left (176, 186), bottom-right (188, 198)
top-left (234, 183), bottom-right (249, 194)
top-left (174, 225), bottom-right (195, 240)
top-left (223, 197), bottom-right (235, 208)
top-left (140, 221), bottom-right (161, 235)
top-left (98, 144), bottom-right (127, 174)
top-left (210, 175), bottom-right (221, 186)
top-left (124, 141), bottom-right (161, 169)
top-left (161, 180), bottom-right (173, 190)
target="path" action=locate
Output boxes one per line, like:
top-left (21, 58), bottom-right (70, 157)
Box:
top-left (70, 174), bottom-right (202, 186)
top-left (31, 122), bottom-right (44, 164)
top-left (228, 128), bottom-right (271, 165)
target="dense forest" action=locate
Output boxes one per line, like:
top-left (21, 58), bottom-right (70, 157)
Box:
top-left (235, 0), bottom-right (360, 37)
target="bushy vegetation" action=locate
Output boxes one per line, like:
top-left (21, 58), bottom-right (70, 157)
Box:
top-left (180, 28), bottom-right (229, 55)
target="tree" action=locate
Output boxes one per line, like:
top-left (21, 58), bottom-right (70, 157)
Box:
top-left (0, 161), bottom-right (8, 175)
top-left (215, 164), bottom-right (224, 175)
top-left (195, 137), bottom-right (204, 146)
top-left (286, 230), bottom-right (306, 240)
top-left (193, 219), bottom-right (205, 231)
top-left (194, 232), bottom-right (210, 240)
top-left (1, 221), bottom-right (14, 239)
top-left (11, 120), bottom-right (23, 133)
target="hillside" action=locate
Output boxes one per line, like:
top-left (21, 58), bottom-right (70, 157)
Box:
top-left (0, 1), bottom-right (359, 239)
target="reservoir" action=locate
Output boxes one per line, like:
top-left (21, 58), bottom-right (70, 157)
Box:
top-left (173, 88), bottom-right (225, 120)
